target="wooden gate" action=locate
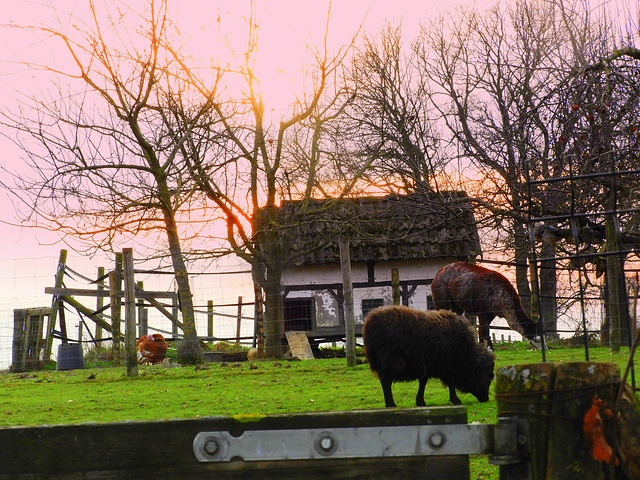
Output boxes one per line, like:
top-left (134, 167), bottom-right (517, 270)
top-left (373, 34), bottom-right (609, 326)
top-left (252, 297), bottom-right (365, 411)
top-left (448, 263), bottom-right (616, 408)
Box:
top-left (0, 406), bottom-right (529, 480)
top-left (11, 307), bottom-right (51, 372)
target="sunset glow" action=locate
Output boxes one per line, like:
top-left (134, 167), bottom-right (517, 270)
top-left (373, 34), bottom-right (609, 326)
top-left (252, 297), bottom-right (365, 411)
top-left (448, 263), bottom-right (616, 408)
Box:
top-left (0, 0), bottom-right (438, 259)
top-left (0, 0), bottom-right (636, 261)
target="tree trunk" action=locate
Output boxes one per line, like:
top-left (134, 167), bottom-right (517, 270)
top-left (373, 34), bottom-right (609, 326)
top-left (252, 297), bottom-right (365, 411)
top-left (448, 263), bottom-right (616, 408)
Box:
top-left (164, 212), bottom-right (203, 365)
top-left (539, 241), bottom-right (558, 339)
top-left (263, 260), bottom-right (284, 358)
top-left (605, 216), bottom-right (630, 351)
top-left (514, 220), bottom-right (533, 315)
top-left (253, 204), bottom-right (285, 359)
top-left (251, 262), bottom-right (265, 357)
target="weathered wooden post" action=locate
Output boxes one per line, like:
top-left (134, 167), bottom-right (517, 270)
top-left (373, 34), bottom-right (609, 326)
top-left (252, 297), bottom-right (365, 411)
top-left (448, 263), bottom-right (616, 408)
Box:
top-left (236, 296), bottom-right (243, 347)
top-left (21, 311), bottom-right (32, 369)
top-left (137, 281), bottom-right (148, 337)
top-left (11, 309), bottom-right (27, 372)
top-left (339, 237), bottom-right (356, 367)
top-left (109, 269), bottom-right (122, 364)
top-left (123, 248), bottom-right (138, 377)
top-left (496, 362), bottom-right (622, 480)
top-left (43, 249), bottom-right (67, 361)
top-left (95, 266), bottom-right (105, 343)
top-left (172, 295), bottom-right (179, 339)
top-left (391, 268), bottom-right (401, 306)
top-left (208, 300), bottom-right (214, 340)
top-left (495, 363), bottom-right (552, 480)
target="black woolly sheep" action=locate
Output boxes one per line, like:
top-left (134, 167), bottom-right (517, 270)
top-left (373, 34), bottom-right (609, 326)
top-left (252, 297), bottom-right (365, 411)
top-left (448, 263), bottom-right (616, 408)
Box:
top-left (363, 305), bottom-right (495, 407)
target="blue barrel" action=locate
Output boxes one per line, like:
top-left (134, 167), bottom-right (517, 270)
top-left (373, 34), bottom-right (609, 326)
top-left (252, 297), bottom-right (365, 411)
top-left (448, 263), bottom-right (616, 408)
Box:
top-left (56, 343), bottom-right (85, 370)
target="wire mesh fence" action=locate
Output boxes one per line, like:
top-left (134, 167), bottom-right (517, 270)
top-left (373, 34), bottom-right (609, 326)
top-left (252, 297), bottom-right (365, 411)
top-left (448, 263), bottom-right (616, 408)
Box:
top-left (1, 245), bottom-right (637, 371)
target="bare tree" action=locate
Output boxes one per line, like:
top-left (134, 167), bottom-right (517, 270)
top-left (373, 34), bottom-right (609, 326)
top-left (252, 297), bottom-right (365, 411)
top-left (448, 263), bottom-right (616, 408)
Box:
top-left (1, 0), bottom-right (210, 363)
top-left (341, 22), bottom-right (445, 194)
top-left (548, 45), bottom-right (640, 347)
top-left (164, 2), bottom-right (366, 357)
top-left (417, 0), bottom-right (618, 336)
top-left (2, 0), bottom-right (371, 361)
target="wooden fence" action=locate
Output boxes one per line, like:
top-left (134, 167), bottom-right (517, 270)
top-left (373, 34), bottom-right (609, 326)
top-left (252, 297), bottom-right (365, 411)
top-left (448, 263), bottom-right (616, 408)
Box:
top-left (10, 248), bottom-right (254, 372)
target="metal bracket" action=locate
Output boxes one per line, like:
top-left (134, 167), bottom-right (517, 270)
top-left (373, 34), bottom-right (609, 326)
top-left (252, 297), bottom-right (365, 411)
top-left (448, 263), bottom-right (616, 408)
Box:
top-left (489, 417), bottom-right (530, 466)
top-left (193, 418), bottom-right (529, 465)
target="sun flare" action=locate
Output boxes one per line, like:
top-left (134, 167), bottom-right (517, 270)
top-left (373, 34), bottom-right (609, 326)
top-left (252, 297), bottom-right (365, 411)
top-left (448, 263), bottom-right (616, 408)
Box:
top-left (173, 1), bottom-right (368, 115)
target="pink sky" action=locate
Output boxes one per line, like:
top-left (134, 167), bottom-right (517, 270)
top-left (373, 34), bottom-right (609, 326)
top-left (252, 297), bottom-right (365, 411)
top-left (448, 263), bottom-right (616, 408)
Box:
top-left (0, 0), bottom-right (635, 262)
top-left (0, 0), bottom-right (466, 262)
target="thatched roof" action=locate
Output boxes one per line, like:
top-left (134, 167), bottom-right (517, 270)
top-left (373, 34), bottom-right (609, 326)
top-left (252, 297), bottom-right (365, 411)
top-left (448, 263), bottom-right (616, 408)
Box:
top-left (254, 192), bottom-right (482, 267)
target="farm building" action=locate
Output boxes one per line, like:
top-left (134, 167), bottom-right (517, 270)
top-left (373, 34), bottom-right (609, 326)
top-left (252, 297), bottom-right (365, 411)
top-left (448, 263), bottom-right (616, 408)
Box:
top-left (255, 192), bottom-right (482, 343)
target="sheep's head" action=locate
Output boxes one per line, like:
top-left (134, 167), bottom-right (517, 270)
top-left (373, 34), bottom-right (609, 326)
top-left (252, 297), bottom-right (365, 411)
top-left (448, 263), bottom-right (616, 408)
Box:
top-left (467, 344), bottom-right (495, 403)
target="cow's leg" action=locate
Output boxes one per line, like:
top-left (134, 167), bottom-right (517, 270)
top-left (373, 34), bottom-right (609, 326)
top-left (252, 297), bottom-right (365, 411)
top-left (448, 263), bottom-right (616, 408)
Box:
top-left (478, 315), bottom-right (493, 348)
top-left (461, 312), bottom-right (480, 342)
top-left (416, 377), bottom-right (428, 406)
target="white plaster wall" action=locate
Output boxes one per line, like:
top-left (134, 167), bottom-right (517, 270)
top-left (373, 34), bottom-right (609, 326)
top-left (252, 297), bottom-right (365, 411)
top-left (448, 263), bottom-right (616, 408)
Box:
top-left (282, 258), bottom-right (459, 328)
top-left (281, 259), bottom-right (452, 286)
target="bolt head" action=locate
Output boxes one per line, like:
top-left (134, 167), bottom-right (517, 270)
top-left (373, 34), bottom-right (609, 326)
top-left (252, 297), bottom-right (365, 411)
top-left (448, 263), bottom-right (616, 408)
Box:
top-left (314, 432), bottom-right (338, 456)
top-left (203, 439), bottom-right (220, 456)
top-left (320, 436), bottom-right (333, 450)
top-left (428, 431), bottom-right (446, 448)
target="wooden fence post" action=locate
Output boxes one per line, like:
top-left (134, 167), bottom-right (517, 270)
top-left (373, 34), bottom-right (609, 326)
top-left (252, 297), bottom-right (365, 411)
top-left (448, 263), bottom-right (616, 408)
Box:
top-left (11, 309), bottom-right (27, 372)
top-left (123, 248), bottom-right (137, 377)
top-left (172, 295), bottom-right (179, 339)
top-left (391, 268), bottom-right (400, 306)
top-left (43, 249), bottom-right (67, 361)
top-left (137, 281), bottom-right (148, 337)
top-left (236, 296), bottom-right (243, 347)
top-left (208, 300), bottom-right (214, 341)
top-left (109, 269), bottom-right (122, 364)
top-left (339, 237), bottom-right (356, 367)
top-left (22, 312), bottom-right (32, 367)
top-left (496, 362), bottom-right (621, 480)
top-left (95, 266), bottom-right (105, 343)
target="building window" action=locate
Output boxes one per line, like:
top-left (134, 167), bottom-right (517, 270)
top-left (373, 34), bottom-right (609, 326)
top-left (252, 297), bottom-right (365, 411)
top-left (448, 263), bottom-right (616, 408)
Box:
top-left (362, 298), bottom-right (384, 319)
top-left (427, 294), bottom-right (435, 310)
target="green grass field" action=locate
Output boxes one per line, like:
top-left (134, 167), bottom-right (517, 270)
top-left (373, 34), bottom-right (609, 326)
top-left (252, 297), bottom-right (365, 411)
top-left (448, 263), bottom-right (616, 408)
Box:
top-left (0, 343), bottom-right (636, 479)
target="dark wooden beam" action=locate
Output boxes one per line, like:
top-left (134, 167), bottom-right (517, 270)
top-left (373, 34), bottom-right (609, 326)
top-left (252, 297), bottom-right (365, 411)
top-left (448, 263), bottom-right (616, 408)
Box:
top-left (45, 287), bottom-right (177, 300)
top-left (0, 408), bottom-right (468, 480)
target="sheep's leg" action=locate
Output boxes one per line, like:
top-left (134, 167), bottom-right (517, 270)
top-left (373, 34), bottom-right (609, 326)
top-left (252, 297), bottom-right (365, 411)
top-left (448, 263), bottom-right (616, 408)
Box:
top-left (379, 377), bottom-right (396, 407)
top-left (415, 377), bottom-right (428, 406)
top-left (448, 385), bottom-right (462, 405)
